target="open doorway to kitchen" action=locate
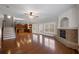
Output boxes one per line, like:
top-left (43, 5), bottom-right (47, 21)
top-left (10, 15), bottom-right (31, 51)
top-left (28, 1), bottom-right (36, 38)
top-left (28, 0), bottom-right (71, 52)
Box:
top-left (16, 24), bottom-right (32, 34)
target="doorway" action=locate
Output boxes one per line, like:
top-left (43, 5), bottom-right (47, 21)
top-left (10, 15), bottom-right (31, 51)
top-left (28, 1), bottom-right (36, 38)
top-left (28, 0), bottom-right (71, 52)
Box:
top-left (16, 24), bottom-right (32, 33)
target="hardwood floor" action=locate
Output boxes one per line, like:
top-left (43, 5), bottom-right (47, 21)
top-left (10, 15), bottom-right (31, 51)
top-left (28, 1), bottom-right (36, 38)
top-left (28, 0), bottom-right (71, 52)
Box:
top-left (1, 33), bottom-right (78, 54)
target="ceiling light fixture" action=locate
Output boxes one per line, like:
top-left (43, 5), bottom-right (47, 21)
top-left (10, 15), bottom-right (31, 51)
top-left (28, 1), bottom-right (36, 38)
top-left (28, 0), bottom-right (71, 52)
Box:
top-left (24, 11), bottom-right (39, 19)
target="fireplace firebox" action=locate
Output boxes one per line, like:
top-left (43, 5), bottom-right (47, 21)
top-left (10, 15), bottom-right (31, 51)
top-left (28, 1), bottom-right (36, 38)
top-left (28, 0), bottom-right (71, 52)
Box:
top-left (60, 30), bottom-right (66, 39)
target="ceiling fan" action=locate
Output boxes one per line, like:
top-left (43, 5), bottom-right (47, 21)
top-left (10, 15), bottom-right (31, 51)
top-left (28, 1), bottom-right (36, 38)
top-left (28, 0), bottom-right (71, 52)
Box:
top-left (24, 11), bottom-right (39, 18)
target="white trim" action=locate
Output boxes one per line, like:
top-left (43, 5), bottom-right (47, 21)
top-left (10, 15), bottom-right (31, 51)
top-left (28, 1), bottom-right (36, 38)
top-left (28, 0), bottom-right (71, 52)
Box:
top-left (57, 27), bottom-right (78, 29)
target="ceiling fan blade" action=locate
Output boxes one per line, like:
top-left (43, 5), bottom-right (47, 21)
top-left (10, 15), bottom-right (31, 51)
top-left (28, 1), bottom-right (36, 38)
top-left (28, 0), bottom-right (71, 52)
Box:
top-left (24, 12), bottom-right (39, 18)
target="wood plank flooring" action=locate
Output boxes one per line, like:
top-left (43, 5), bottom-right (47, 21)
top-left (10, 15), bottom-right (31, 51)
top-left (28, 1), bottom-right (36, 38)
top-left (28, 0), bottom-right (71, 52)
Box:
top-left (1, 33), bottom-right (78, 54)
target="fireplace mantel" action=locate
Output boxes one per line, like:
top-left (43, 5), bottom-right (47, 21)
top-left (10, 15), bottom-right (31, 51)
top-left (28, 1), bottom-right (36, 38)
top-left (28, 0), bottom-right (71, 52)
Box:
top-left (57, 27), bottom-right (78, 29)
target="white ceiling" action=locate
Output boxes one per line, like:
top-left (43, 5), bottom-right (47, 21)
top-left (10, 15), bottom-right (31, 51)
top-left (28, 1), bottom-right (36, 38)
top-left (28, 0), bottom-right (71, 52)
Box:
top-left (0, 4), bottom-right (75, 23)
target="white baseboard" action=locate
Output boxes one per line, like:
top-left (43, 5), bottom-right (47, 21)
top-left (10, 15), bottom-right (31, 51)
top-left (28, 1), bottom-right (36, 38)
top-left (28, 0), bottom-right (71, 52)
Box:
top-left (32, 32), bottom-right (56, 36)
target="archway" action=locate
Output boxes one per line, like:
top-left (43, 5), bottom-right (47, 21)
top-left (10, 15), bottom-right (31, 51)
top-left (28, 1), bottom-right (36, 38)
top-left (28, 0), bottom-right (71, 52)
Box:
top-left (60, 17), bottom-right (69, 27)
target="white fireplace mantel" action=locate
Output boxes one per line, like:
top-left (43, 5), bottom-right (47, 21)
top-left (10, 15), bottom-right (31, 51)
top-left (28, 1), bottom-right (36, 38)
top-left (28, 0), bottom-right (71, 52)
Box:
top-left (57, 27), bottom-right (78, 29)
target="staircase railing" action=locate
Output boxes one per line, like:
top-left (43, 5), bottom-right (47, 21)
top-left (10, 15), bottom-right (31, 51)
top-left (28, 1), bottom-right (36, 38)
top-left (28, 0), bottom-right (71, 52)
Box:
top-left (14, 22), bottom-right (16, 37)
top-left (1, 20), bottom-right (5, 52)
